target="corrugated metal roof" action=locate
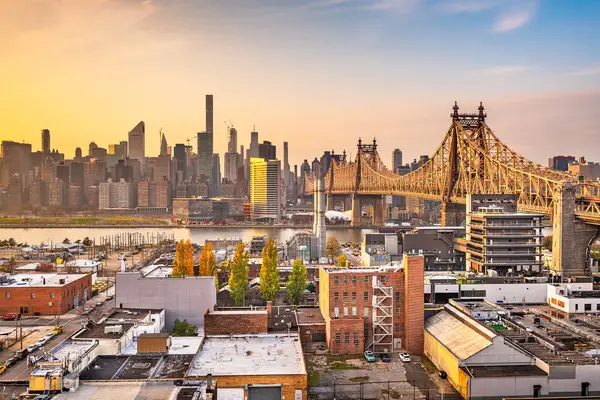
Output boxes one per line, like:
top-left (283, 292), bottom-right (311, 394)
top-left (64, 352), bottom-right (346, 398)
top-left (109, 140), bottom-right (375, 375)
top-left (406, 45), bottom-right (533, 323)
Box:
top-left (425, 311), bottom-right (492, 360)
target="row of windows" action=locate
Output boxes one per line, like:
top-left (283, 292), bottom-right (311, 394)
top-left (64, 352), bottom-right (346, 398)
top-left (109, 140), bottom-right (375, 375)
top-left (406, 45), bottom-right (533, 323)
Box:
top-left (334, 291), bottom-right (401, 302)
top-left (334, 332), bottom-right (360, 345)
top-left (575, 303), bottom-right (600, 311)
top-left (333, 306), bottom-right (402, 318)
top-left (6, 291), bottom-right (57, 299)
top-left (333, 275), bottom-right (387, 285)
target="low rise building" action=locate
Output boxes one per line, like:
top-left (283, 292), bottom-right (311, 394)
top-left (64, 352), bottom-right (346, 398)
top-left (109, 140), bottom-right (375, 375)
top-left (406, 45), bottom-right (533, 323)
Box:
top-left (0, 273), bottom-right (92, 315)
top-left (186, 333), bottom-right (307, 400)
top-left (204, 309), bottom-right (268, 335)
top-left (547, 282), bottom-right (600, 314)
top-left (403, 227), bottom-right (466, 271)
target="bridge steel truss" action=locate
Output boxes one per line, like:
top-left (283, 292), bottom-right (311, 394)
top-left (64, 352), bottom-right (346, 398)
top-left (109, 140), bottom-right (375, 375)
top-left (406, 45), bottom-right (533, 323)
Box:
top-left (304, 104), bottom-right (600, 225)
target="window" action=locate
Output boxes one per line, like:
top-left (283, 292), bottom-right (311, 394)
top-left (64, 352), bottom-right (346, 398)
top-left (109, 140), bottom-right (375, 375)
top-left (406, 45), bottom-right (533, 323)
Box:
top-left (343, 307), bottom-right (348, 317)
top-left (396, 306), bottom-right (401, 314)
top-left (364, 291), bottom-right (369, 301)
top-left (334, 292), bottom-right (339, 302)
top-left (585, 303), bottom-right (592, 311)
top-left (354, 333), bottom-right (359, 344)
top-left (343, 276), bottom-right (348, 284)
top-left (576, 304), bottom-right (579, 311)
top-left (352, 276), bottom-right (357, 285)
top-left (30, 293), bottom-right (35, 299)
top-left (352, 307), bottom-right (357, 316)
top-left (343, 292), bottom-right (348, 301)
top-left (5, 292), bottom-right (10, 299)
top-left (344, 332), bottom-right (350, 344)
top-left (335, 333), bottom-right (341, 344)
top-left (334, 308), bottom-right (339, 319)
top-left (597, 304), bottom-right (600, 311)
top-left (364, 276), bottom-right (369, 284)
top-left (394, 323), bottom-right (399, 331)
top-left (460, 290), bottom-right (486, 298)
top-left (380, 276), bottom-right (386, 284)
top-left (364, 307), bottom-right (369, 317)
top-left (395, 292), bottom-right (400, 301)
top-left (352, 292), bottom-right (356, 301)
top-left (334, 276), bottom-right (339, 285)
top-left (50, 292), bottom-right (55, 299)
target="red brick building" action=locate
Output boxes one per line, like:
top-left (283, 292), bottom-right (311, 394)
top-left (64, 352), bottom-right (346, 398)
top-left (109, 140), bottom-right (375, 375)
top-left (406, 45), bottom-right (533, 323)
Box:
top-left (204, 310), bottom-right (268, 335)
top-left (318, 254), bottom-right (424, 355)
top-left (0, 273), bottom-right (92, 315)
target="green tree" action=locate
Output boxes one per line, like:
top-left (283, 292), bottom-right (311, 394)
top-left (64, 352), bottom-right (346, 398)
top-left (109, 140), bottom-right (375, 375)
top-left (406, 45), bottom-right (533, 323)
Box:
top-left (229, 242), bottom-right (249, 306)
top-left (62, 238), bottom-right (71, 244)
top-left (325, 237), bottom-right (341, 262)
top-left (259, 237), bottom-right (280, 302)
top-left (172, 318), bottom-right (197, 336)
top-left (172, 239), bottom-right (187, 278)
top-left (286, 259), bottom-right (307, 305)
top-left (337, 253), bottom-right (348, 267)
top-left (542, 236), bottom-right (552, 251)
top-left (199, 242), bottom-right (216, 277)
top-left (82, 237), bottom-right (92, 247)
top-left (8, 238), bottom-right (17, 247)
top-left (185, 239), bottom-right (195, 277)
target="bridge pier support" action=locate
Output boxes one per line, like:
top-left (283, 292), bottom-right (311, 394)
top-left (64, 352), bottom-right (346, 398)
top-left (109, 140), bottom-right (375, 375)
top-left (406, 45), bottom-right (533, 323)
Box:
top-left (552, 183), bottom-right (600, 278)
top-left (441, 201), bottom-right (465, 227)
top-left (351, 194), bottom-right (361, 227)
top-left (326, 194), bottom-right (335, 211)
top-left (373, 196), bottom-right (386, 226)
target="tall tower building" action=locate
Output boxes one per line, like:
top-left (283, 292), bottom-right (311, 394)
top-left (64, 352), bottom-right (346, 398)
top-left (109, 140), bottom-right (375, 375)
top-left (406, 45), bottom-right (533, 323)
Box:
top-left (228, 127), bottom-right (237, 154)
top-left (42, 129), bottom-right (50, 154)
top-left (128, 121), bottom-right (146, 164)
top-left (160, 133), bottom-right (168, 156)
top-left (206, 94), bottom-right (214, 138)
top-left (250, 158), bottom-right (281, 222)
top-left (211, 153), bottom-right (221, 196)
top-left (392, 149), bottom-right (403, 173)
top-left (198, 94), bottom-right (214, 181)
top-left (74, 147), bottom-right (83, 162)
top-left (283, 141), bottom-right (290, 188)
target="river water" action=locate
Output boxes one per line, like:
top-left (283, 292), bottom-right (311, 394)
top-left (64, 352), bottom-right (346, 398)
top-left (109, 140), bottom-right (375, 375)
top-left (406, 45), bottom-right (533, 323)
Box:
top-left (0, 227), bottom-right (375, 246)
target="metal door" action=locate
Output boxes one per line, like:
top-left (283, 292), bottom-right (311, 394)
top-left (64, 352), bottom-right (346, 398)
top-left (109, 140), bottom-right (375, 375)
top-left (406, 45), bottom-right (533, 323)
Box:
top-left (248, 386), bottom-right (281, 400)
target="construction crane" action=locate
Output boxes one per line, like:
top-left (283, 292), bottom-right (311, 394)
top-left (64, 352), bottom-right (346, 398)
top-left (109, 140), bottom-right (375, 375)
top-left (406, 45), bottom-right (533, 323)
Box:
top-left (186, 137), bottom-right (195, 148)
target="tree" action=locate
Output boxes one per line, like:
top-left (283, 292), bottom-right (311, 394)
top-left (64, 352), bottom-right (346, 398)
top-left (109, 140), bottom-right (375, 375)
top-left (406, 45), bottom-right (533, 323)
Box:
top-left (172, 318), bottom-right (197, 336)
top-left (542, 236), bottom-right (552, 251)
top-left (7, 238), bottom-right (16, 247)
top-left (172, 239), bottom-right (187, 278)
top-left (259, 237), bottom-right (280, 302)
top-left (62, 238), bottom-right (71, 244)
top-left (199, 242), bottom-right (216, 277)
top-left (82, 237), bottom-right (92, 247)
top-left (286, 259), bottom-right (307, 305)
top-left (229, 242), bottom-right (249, 306)
top-left (185, 239), bottom-right (195, 277)
top-left (325, 237), bottom-right (341, 262)
top-left (337, 253), bottom-right (348, 267)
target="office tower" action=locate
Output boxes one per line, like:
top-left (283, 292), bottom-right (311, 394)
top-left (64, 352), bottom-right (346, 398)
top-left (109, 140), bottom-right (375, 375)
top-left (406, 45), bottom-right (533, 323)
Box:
top-left (55, 161), bottom-right (70, 184)
top-left (224, 127), bottom-right (241, 183)
top-left (138, 180), bottom-right (155, 207)
top-left (0, 141), bottom-right (32, 191)
top-left (206, 94), bottom-right (214, 137)
top-left (29, 179), bottom-right (48, 207)
top-left (154, 154), bottom-right (171, 182)
top-left (228, 127), bottom-right (237, 153)
top-left (114, 159), bottom-right (134, 182)
top-left (71, 162), bottom-right (84, 191)
top-left (128, 121), bottom-right (146, 163)
top-left (283, 142), bottom-right (290, 188)
top-left (68, 185), bottom-right (82, 210)
top-left (211, 154), bottom-right (221, 196)
top-left (249, 158), bottom-right (281, 222)
top-left (174, 144), bottom-right (187, 179)
top-left (249, 129), bottom-right (259, 156)
top-left (392, 149), bottom-right (403, 173)
top-left (258, 141), bottom-right (276, 161)
top-left (42, 129), bottom-right (50, 154)
top-left (549, 155), bottom-right (576, 171)
top-left (74, 147), bottom-right (83, 162)
top-left (197, 131), bottom-right (212, 179)
top-left (155, 178), bottom-right (172, 209)
top-left (48, 178), bottom-right (66, 207)
top-left (160, 133), bottom-right (168, 156)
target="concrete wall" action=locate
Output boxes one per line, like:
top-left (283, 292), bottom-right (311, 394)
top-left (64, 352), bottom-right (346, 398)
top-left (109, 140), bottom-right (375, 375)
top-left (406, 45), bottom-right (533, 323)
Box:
top-left (548, 364), bottom-right (600, 396)
top-left (115, 272), bottom-right (216, 331)
top-left (424, 330), bottom-right (465, 397)
top-left (428, 282), bottom-right (551, 304)
top-left (469, 375), bottom-right (549, 399)
top-left (215, 374), bottom-right (307, 400)
top-left (467, 337), bottom-right (534, 366)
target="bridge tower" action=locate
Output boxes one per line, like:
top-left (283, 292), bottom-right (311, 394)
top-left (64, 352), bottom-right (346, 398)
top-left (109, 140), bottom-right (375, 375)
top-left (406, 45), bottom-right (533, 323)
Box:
top-left (313, 163), bottom-right (327, 259)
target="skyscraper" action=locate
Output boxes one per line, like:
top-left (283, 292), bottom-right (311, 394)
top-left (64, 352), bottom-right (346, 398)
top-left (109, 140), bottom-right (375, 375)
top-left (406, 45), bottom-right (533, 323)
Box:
top-left (392, 149), bottom-right (403, 173)
top-left (211, 153), bottom-right (221, 196)
top-left (283, 141), bottom-right (290, 188)
top-left (74, 147), bottom-right (83, 162)
top-left (250, 158), bottom-right (281, 222)
top-left (206, 94), bottom-right (214, 137)
top-left (42, 129), bottom-right (50, 154)
top-left (128, 121), bottom-right (145, 166)
top-left (198, 94), bottom-right (214, 181)
top-left (228, 127), bottom-right (237, 153)
top-left (160, 133), bottom-right (168, 156)
top-left (258, 141), bottom-right (276, 161)
top-left (173, 144), bottom-right (187, 179)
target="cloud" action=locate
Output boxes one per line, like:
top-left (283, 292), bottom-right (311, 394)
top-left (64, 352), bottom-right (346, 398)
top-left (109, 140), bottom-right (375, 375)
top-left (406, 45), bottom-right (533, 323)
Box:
top-left (438, 0), bottom-right (501, 14)
top-left (493, 1), bottom-right (538, 32)
top-left (364, 0), bottom-right (421, 12)
top-left (477, 65), bottom-right (532, 76)
top-left (563, 66), bottom-right (600, 77)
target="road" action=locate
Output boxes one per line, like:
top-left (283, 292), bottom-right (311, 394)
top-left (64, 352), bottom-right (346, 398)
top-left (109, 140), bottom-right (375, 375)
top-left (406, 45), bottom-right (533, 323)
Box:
top-left (0, 284), bottom-right (116, 382)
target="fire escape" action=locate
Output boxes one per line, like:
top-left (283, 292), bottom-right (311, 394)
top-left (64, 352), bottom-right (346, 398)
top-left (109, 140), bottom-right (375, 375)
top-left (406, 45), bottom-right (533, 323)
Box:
top-left (368, 275), bottom-right (394, 354)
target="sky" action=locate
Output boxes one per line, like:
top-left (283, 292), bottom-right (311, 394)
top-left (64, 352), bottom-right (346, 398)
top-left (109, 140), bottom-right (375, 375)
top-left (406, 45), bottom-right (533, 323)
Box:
top-left (1, 0), bottom-right (600, 168)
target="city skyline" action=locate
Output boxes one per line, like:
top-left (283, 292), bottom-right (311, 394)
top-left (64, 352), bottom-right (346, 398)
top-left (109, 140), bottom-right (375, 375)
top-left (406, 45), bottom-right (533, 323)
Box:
top-left (1, 0), bottom-right (600, 168)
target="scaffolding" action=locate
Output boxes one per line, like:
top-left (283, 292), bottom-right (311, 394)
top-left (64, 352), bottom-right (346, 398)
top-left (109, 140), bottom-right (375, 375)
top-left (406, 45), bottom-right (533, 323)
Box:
top-left (370, 275), bottom-right (394, 354)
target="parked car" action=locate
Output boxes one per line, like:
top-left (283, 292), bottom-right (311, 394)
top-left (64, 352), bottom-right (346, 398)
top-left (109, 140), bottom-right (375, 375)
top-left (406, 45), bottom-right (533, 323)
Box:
top-left (45, 333), bottom-right (54, 340)
top-left (0, 365), bottom-right (6, 375)
top-left (106, 294), bottom-right (114, 301)
top-left (96, 300), bottom-right (104, 307)
top-left (399, 352), bottom-right (411, 362)
top-left (4, 357), bottom-right (17, 367)
top-left (27, 344), bottom-right (38, 353)
top-left (439, 371), bottom-right (448, 379)
top-left (380, 353), bottom-right (391, 363)
top-left (3, 312), bottom-right (21, 321)
top-left (14, 349), bottom-right (28, 359)
top-left (364, 350), bottom-right (376, 363)
top-left (36, 337), bottom-right (48, 346)
top-left (52, 325), bottom-right (63, 336)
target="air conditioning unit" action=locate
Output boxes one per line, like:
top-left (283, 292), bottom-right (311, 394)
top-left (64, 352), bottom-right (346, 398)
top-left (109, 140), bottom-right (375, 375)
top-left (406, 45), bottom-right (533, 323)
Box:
top-left (63, 376), bottom-right (79, 391)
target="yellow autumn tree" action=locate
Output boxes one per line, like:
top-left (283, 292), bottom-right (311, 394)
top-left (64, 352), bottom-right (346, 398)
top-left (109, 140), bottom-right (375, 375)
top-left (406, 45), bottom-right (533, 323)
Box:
top-left (199, 241), bottom-right (216, 277)
top-left (185, 239), bottom-right (195, 276)
top-left (172, 239), bottom-right (186, 278)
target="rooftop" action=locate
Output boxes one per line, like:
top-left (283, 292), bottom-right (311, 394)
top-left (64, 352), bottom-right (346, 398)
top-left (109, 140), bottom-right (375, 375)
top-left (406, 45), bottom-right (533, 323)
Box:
top-left (461, 365), bottom-right (547, 378)
top-left (186, 334), bottom-right (306, 377)
top-left (47, 340), bottom-right (97, 363)
top-left (144, 266), bottom-right (173, 278)
top-left (0, 273), bottom-right (87, 288)
top-left (121, 336), bottom-right (203, 356)
top-left (79, 355), bottom-right (194, 380)
top-left (322, 265), bottom-right (402, 274)
top-left (269, 305), bottom-right (298, 331)
top-left (75, 322), bottom-right (134, 339)
top-left (295, 307), bottom-right (326, 325)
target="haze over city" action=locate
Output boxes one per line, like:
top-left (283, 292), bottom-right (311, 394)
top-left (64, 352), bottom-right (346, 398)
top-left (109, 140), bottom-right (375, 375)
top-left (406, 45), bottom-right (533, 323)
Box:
top-left (2, 0), bottom-right (600, 166)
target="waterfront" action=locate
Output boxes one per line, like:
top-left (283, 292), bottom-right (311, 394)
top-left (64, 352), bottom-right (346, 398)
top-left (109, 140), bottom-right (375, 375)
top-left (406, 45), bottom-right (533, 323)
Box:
top-left (0, 226), bottom-right (375, 246)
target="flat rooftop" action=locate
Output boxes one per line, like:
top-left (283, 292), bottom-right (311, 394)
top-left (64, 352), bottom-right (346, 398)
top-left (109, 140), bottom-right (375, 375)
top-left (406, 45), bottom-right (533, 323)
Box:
top-left (270, 306), bottom-right (298, 331)
top-left (295, 307), bottom-right (326, 325)
top-left (79, 355), bottom-right (194, 380)
top-left (48, 340), bottom-right (96, 363)
top-left (186, 334), bottom-right (306, 377)
top-left (461, 365), bottom-right (547, 378)
top-left (322, 265), bottom-right (402, 274)
top-left (55, 382), bottom-right (178, 400)
top-left (209, 310), bottom-right (266, 315)
top-left (145, 266), bottom-right (173, 278)
top-left (0, 273), bottom-right (87, 287)
top-left (122, 336), bottom-right (203, 356)
top-left (75, 322), bottom-right (134, 339)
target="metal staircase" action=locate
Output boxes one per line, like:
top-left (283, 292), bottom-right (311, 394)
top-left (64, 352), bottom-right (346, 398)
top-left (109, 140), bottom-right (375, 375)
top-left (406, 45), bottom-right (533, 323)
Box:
top-left (371, 276), bottom-right (393, 353)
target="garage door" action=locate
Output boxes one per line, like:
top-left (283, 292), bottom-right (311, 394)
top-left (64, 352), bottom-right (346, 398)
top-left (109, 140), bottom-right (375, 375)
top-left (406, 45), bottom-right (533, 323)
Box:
top-left (248, 386), bottom-right (281, 400)
top-left (217, 388), bottom-right (244, 400)
top-left (312, 332), bottom-right (326, 342)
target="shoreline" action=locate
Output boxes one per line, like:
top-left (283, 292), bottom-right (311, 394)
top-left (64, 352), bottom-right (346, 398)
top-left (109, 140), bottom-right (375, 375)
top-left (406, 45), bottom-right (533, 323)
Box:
top-left (0, 224), bottom-right (373, 230)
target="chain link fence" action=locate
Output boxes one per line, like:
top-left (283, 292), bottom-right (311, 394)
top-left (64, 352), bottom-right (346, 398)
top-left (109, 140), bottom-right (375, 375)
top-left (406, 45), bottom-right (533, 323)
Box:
top-left (309, 380), bottom-right (462, 400)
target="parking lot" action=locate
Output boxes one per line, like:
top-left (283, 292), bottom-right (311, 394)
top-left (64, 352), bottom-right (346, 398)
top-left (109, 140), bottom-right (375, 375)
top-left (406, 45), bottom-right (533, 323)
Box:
top-left (306, 352), bottom-right (457, 400)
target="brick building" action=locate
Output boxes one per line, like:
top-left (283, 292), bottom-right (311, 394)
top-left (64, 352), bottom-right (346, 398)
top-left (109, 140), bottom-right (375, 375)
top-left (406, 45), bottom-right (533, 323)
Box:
top-left (318, 254), bottom-right (424, 355)
top-left (204, 309), bottom-right (268, 335)
top-left (0, 273), bottom-right (92, 315)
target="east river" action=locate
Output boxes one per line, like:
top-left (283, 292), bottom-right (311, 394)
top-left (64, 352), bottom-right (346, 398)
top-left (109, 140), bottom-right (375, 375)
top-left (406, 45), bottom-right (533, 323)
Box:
top-left (0, 226), bottom-right (375, 246)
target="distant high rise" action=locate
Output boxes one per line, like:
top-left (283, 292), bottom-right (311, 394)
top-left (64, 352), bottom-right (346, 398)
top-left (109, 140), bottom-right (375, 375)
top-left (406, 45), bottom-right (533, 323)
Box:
top-left (74, 147), bottom-right (83, 162)
top-left (250, 158), bottom-right (281, 222)
top-left (392, 149), bottom-right (403, 173)
top-left (549, 155), bottom-right (576, 172)
top-left (211, 153), bottom-right (221, 196)
top-left (173, 144), bottom-right (187, 179)
top-left (160, 133), bottom-right (168, 156)
top-left (206, 94), bottom-right (214, 137)
top-left (228, 127), bottom-right (237, 153)
top-left (259, 141), bottom-right (276, 161)
top-left (128, 121), bottom-right (146, 163)
top-left (41, 129), bottom-right (50, 154)
top-left (283, 141), bottom-right (290, 188)
top-left (197, 131), bottom-right (212, 179)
